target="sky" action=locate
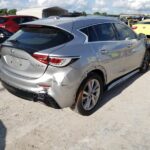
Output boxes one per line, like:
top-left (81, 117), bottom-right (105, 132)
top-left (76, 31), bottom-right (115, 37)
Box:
top-left (0, 0), bottom-right (150, 14)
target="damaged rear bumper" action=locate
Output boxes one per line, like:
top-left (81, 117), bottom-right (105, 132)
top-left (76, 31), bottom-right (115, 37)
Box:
top-left (2, 81), bottom-right (61, 109)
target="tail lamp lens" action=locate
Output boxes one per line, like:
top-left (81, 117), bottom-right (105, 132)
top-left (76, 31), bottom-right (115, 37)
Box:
top-left (32, 53), bottom-right (78, 67)
top-left (32, 53), bottom-right (49, 64)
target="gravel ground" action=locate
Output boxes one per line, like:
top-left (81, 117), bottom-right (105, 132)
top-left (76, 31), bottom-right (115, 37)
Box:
top-left (0, 71), bottom-right (150, 150)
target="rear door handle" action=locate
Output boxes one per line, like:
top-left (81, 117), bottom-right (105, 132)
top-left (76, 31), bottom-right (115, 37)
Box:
top-left (101, 49), bottom-right (108, 54)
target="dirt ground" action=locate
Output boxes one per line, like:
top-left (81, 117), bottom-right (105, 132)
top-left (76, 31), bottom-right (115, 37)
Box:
top-left (0, 71), bottom-right (150, 150)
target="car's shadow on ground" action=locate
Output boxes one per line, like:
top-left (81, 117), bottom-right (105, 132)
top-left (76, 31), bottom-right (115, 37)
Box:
top-left (0, 120), bottom-right (7, 150)
top-left (94, 71), bottom-right (148, 114)
top-left (0, 80), bottom-right (5, 92)
top-left (0, 88), bottom-right (5, 92)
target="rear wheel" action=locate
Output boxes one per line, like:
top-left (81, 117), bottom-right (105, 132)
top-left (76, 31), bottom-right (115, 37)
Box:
top-left (140, 50), bottom-right (150, 73)
top-left (73, 73), bottom-right (104, 116)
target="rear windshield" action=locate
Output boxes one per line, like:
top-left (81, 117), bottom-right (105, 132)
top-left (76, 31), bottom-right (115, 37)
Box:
top-left (8, 26), bottom-right (74, 50)
top-left (0, 17), bottom-right (8, 23)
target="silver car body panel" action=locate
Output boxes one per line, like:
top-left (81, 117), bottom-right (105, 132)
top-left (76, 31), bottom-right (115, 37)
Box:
top-left (0, 16), bottom-right (146, 108)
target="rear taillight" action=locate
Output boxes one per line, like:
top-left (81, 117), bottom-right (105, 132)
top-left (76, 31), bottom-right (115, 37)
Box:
top-left (50, 57), bottom-right (63, 64)
top-left (32, 53), bottom-right (79, 67)
top-left (32, 53), bottom-right (49, 64)
top-left (1, 25), bottom-right (6, 29)
top-left (132, 26), bottom-right (138, 30)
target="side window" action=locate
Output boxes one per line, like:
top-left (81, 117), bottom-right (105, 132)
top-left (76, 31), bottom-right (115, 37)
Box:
top-left (80, 26), bottom-right (98, 42)
top-left (80, 27), bottom-right (88, 37)
top-left (114, 23), bottom-right (137, 40)
top-left (13, 17), bottom-right (28, 24)
top-left (13, 17), bottom-right (37, 24)
top-left (88, 26), bottom-right (99, 42)
top-left (21, 17), bottom-right (29, 23)
top-left (22, 17), bottom-right (37, 22)
top-left (29, 17), bottom-right (38, 21)
top-left (13, 18), bottom-right (21, 24)
top-left (93, 23), bottom-right (116, 41)
top-left (80, 23), bottom-right (116, 42)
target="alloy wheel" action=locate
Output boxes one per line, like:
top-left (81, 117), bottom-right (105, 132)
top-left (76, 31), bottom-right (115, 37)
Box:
top-left (81, 79), bottom-right (100, 111)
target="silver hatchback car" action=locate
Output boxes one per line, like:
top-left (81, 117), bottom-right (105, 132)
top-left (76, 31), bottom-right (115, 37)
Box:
top-left (0, 16), bottom-right (149, 115)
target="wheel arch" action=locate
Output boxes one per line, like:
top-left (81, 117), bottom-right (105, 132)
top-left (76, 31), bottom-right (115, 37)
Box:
top-left (71, 68), bottom-right (107, 109)
top-left (87, 69), bottom-right (106, 86)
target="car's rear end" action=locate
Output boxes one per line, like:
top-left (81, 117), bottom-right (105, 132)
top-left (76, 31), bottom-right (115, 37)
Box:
top-left (0, 22), bottom-right (82, 108)
top-left (0, 16), bottom-right (17, 33)
top-left (0, 17), bottom-right (9, 31)
top-left (0, 16), bottom-right (39, 33)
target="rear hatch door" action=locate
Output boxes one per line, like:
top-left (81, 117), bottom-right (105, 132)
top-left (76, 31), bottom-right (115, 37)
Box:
top-left (1, 45), bottom-right (48, 79)
top-left (1, 25), bottom-right (73, 79)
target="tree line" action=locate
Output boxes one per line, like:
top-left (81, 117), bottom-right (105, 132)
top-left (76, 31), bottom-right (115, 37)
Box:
top-left (0, 9), bottom-right (17, 15)
top-left (0, 8), bottom-right (149, 18)
top-left (0, 8), bottom-right (120, 17)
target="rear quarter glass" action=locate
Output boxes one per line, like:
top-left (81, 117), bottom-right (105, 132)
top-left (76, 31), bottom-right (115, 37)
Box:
top-left (7, 25), bottom-right (74, 52)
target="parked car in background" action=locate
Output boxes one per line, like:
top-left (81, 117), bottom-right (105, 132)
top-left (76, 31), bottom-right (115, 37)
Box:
top-left (132, 19), bottom-right (150, 38)
top-left (0, 15), bottom-right (38, 33)
top-left (0, 28), bottom-right (13, 44)
top-left (0, 16), bottom-right (149, 115)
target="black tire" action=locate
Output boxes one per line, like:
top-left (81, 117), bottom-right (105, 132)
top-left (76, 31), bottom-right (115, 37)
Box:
top-left (140, 50), bottom-right (150, 73)
top-left (73, 73), bottom-right (104, 116)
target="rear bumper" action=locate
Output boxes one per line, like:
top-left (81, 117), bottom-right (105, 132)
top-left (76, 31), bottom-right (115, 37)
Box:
top-left (0, 64), bottom-right (81, 108)
top-left (2, 81), bottom-right (61, 109)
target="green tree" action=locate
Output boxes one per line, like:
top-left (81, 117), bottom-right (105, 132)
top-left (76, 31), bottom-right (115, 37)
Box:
top-left (93, 12), bottom-right (108, 16)
top-left (93, 12), bottom-right (101, 15)
top-left (0, 9), bottom-right (8, 15)
top-left (8, 9), bottom-right (17, 15)
top-left (82, 11), bottom-right (87, 16)
top-left (102, 12), bottom-right (107, 16)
